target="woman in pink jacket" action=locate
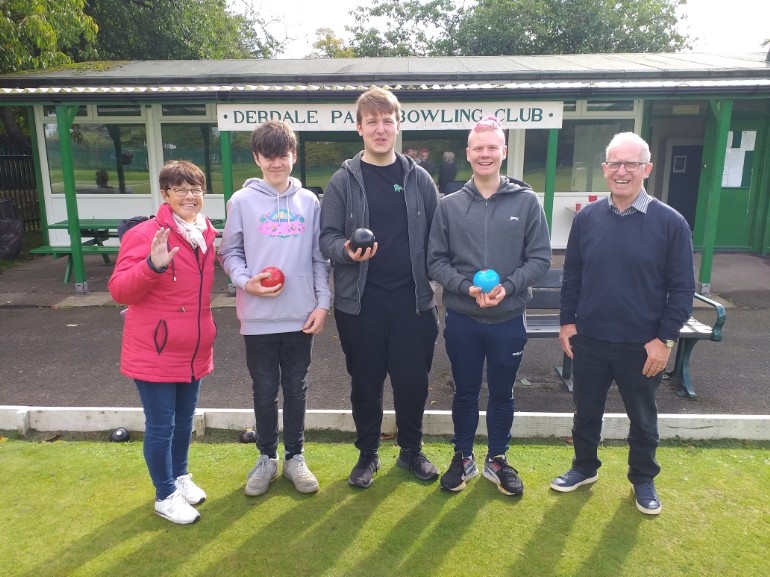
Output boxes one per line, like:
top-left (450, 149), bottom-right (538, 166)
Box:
top-left (108, 160), bottom-right (218, 525)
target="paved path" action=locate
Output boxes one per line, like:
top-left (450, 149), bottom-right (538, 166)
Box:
top-left (1, 252), bottom-right (769, 415)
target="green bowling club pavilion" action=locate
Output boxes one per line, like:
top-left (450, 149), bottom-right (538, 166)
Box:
top-left (1, 51), bottom-right (769, 293)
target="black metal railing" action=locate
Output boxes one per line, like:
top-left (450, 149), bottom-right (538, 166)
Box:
top-left (0, 145), bottom-right (40, 231)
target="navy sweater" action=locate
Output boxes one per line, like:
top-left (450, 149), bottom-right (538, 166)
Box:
top-left (560, 197), bottom-right (695, 344)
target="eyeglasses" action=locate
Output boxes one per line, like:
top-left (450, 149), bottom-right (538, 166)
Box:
top-left (168, 187), bottom-right (205, 198)
top-left (605, 161), bottom-right (647, 172)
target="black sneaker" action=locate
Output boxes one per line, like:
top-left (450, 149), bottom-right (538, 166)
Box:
top-left (348, 452), bottom-right (380, 488)
top-left (482, 454), bottom-right (524, 496)
top-left (440, 451), bottom-right (478, 492)
top-left (396, 448), bottom-right (439, 481)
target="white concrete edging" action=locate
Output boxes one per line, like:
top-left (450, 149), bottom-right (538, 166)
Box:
top-left (2, 406), bottom-right (769, 441)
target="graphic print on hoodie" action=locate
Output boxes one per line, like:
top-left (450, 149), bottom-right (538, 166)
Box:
top-left (258, 205), bottom-right (306, 238)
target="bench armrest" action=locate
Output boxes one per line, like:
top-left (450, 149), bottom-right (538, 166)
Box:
top-left (693, 292), bottom-right (727, 342)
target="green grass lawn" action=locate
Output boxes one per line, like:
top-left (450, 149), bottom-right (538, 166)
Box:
top-left (2, 433), bottom-right (768, 577)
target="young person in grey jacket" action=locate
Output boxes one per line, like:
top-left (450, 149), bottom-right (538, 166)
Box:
top-left (320, 87), bottom-right (441, 489)
top-left (219, 120), bottom-right (330, 497)
top-left (428, 116), bottom-right (551, 496)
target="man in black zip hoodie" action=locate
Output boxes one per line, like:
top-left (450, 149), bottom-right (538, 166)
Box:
top-left (428, 116), bottom-right (551, 495)
top-left (320, 87), bottom-right (441, 489)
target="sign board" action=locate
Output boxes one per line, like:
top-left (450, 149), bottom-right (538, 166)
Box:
top-left (217, 101), bottom-right (563, 131)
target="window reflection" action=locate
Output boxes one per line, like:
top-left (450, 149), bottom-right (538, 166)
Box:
top-left (403, 131), bottom-right (468, 194)
top-left (523, 119), bottom-right (634, 192)
top-left (160, 123), bottom-right (222, 194)
top-left (229, 133), bottom-right (361, 191)
top-left (44, 123), bottom-right (149, 194)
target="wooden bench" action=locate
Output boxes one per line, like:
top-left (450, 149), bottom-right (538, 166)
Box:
top-left (525, 269), bottom-right (727, 398)
top-left (30, 244), bottom-right (120, 283)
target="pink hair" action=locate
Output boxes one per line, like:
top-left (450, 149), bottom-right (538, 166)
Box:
top-left (473, 115), bottom-right (502, 132)
top-left (469, 115), bottom-right (505, 143)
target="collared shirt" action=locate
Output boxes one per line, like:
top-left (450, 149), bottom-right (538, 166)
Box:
top-left (608, 189), bottom-right (652, 216)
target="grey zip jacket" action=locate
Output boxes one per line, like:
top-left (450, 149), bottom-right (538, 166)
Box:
top-left (428, 176), bottom-right (551, 323)
top-left (320, 151), bottom-right (439, 315)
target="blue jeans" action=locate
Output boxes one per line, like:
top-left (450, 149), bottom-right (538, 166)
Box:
top-left (444, 310), bottom-right (527, 458)
top-left (135, 379), bottom-right (201, 501)
top-left (244, 331), bottom-right (313, 456)
top-left (570, 334), bottom-right (662, 483)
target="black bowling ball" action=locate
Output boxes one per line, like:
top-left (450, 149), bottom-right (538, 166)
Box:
top-left (239, 429), bottom-right (257, 443)
top-left (109, 427), bottom-right (130, 442)
top-left (350, 228), bottom-right (376, 252)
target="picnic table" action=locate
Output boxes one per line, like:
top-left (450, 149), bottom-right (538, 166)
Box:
top-left (30, 219), bottom-right (123, 289)
top-left (32, 218), bottom-right (226, 292)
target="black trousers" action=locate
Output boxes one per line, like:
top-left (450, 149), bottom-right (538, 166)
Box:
top-left (570, 334), bottom-right (662, 484)
top-left (244, 331), bottom-right (313, 456)
top-left (334, 287), bottom-right (439, 453)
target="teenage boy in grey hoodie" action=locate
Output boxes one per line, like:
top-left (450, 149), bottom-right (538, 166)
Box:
top-left (320, 87), bottom-right (441, 489)
top-left (219, 120), bottom-right (330, 497)
top-left (428, 116), bottom-right (551, 496)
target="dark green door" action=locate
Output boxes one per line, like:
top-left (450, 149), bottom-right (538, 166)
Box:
top-left (714, 121), bottom-right (764, 250)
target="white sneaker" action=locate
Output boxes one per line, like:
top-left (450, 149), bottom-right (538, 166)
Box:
top-left (245, 454), bottom-right (279, 496)
top-left (154, 490), bottom-right (200, 524)
top-left (283, 454), bottom-right (319, 493)
top-left (175, 473), bottom-right (207, 505)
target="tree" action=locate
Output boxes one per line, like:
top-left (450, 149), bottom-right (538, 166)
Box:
top-left (346, 0), bottom-right (465, 57)
top-left (309, 28), bottom-right (356, 59)
top-left (0, 0), bottom-right (97, 73)
top-left (0, 0), bottom-right (98, 146)
top-left (84, 0), bottom-right (283, 60)
top-left (344, 0), bottom-right (689, 57)
top-left (457, 0), bottom-right (688, 56)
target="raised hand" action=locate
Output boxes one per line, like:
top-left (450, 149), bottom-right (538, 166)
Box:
top-left (150, 228), bottom-right (179, 269)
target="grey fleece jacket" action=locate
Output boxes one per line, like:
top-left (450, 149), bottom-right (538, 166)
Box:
top-left (427, 176), bottom-right (552, 323)
top-left (319, 151), bottom-right (439, 315)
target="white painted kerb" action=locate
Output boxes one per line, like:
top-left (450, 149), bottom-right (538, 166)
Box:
top-left (2, 406), bottom-right (769, 441)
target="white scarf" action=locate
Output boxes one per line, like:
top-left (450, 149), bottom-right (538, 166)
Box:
top-left (172, 212), bottom-right (208, 254)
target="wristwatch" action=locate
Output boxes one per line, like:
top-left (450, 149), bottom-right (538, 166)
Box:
top-left (660, 338), bottom-right (676, 348)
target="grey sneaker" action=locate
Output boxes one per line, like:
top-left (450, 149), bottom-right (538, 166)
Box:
top-left (154, 490), bottom-right (200, 524)
top-left (283, 454), bottom-right (319, 493)
top-left (175, 473), bottom-right (206, 505)
top-left (348, 452), bottom-right (380, 488)
top-left (245, 454), bottom-right (279, 496)
top-left (396, 448), bottom-right (439, 481)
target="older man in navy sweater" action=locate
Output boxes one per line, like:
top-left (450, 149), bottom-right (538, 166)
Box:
top-left (551, 132), bottom-right (695, 515)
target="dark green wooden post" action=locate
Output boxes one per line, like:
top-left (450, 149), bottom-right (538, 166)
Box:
top-left (219, 130), bottom-right (236, 295)
top-left (220, 130), bottom-right (234, 207)
top-left (56, 105), bottom-right (88, 294)
top-left (543, 128), bottom-right (559, 235)
top-left (699, 99), bottom-right (733, 295)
